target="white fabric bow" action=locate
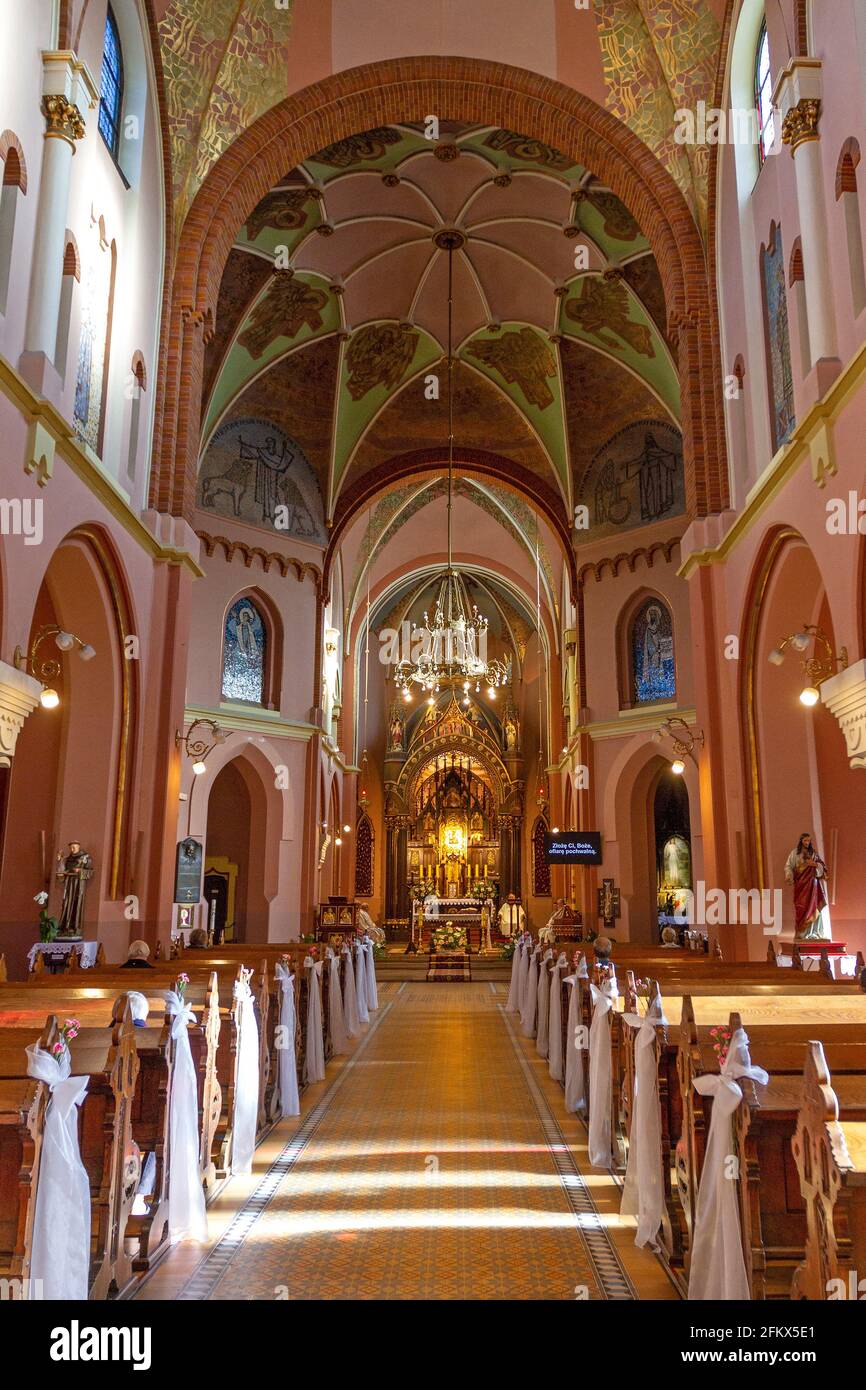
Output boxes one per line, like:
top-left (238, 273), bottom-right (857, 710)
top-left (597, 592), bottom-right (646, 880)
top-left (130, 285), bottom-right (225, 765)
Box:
top-left (562, 974), bottom-right (586, 1112)
top-left (328, 950), bottom-right (347, 1054)
top-left (688, 1028), bottom-right (769, 1300)
top-left (26, 1044), bottom-right (91, 1299)
top-left (165, 991), bottom-right (208, 1241)
top-left (620, 996), bottom-right (668, 1248)
top-left (274, 965), bottom-right (300, 1117)
top-left (341, 945), bottom-right (360, 1037)
top-left (547, 955), bottom-right (568, 1082)
top-left (230, 978), bottom-right (259, 1176)
top-left (587, 975), bottom-right (618, 1167)
top-left (303, 957), bottom-right (326, 1083)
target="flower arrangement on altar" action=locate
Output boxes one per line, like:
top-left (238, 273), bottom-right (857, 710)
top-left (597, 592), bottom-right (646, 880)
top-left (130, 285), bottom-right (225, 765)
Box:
top-left (498, 938), bottom-right (516, 959)
top-left (52, 1018), bottom-right (80, 1056)
top-left (431, 920), bottom-right (467, 952)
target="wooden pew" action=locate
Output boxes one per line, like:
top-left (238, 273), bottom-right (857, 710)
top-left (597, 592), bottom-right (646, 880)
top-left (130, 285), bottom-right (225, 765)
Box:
top-left (792, 1040), bottom-right (866, 1300)
top-left (675, 996), bottom-right (866, 1298)
top-left (0, 1002), bottom-right (142, 1298)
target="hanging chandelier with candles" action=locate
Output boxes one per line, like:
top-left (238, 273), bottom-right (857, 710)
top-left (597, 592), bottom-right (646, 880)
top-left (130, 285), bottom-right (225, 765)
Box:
top-left (392, 231), bottom-right (511, 702)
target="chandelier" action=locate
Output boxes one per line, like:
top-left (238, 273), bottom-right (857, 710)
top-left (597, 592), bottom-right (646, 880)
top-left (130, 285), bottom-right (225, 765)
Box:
top-left (393, 232), bottom-right (511, 702)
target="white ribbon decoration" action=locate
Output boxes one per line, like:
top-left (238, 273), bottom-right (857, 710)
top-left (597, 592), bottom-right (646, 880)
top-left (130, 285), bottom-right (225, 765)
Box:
top-left (563, 968), bottom-right (587, 1112)
top-left (536, 948), bottom-right (554, 1057)
top-left (165, 991), bottom-right (208, 1242)
top-left (327, 949), bottom-right (347, 1055)
top-left (516, 940), bottom-right (532, 1016)
top-left (688, 1027), bottom-right (768, 1300)
top-left (363, 939), bottom-right (379, 1012)
top-left (521, 948), bottom-right (539, 1037)
top-left (505, 939), bottom-right (523, 1012)
top-left (26, 1044), bottom-right (91, 1300)
top-left (230, 978), bottom-right (260, 1176)
top-left (303, 958), bottom-right (326, 1083)
top-left (620, 996), bottom-right (668, 1248)
top-left (341, 945), bottom-right (360, 1037)
top-left (354, 942), bottom-right (369, 1025)
top-left (587, 974), bottom-right (618, 1167)
top-left (274, 964), bottom-right (300, 1118)
top-left (547, 954), bottom-right (567, 1082)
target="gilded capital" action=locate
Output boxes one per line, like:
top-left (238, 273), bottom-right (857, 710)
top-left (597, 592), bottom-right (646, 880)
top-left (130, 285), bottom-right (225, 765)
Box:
top-left (41, 93), bottom-right (86, 144)
top-left (782, 98), bottom-right (821, 153)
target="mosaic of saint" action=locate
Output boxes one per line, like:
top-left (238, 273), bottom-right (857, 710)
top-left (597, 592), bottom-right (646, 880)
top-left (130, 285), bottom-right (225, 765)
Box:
top-left (565, 276), bottom-right (655, 358)
top-left (761, 226), bottom-right (796, 452)
top-left (345, 323), bottom-right (418, 400)
top-left (465, 329), bottom-right (557, 410)
top-left (198, 417), bottom-right (326, 541)
top-left (631, 598), bottom-right (676, 705)
top-left (583, 419), bottom-right (684, 542)
top-left (237, 276), bottom-right (329, 359)
top-left (222, 596), bottom-right (267, 705)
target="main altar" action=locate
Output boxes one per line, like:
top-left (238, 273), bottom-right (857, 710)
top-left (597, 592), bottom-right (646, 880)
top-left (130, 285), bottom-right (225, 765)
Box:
top-left (382, 691), bottom-right (525, 930)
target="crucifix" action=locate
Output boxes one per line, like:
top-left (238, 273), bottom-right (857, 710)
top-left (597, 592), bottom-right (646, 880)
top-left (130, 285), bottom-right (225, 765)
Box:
top-left (596, 877), bottom-right (621, 935)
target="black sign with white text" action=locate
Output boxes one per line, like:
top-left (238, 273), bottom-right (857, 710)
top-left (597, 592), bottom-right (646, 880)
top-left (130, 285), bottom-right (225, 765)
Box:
top-left (544, 831), bottom-right (602, 865)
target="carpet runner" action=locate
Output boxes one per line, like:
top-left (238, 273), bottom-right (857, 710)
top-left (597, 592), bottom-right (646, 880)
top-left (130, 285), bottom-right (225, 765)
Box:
top-left (426, 951), bottom-right (472, 982)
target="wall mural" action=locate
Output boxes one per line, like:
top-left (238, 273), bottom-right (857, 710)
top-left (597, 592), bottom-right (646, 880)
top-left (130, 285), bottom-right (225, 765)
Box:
top-left (345, 323), bottom-right (419, 399)
top-left (565, 276), bottom-right (655, 358)
top-left (465, 328), bottom-right (557, 409)
top-left (198, 417), bottom-right (327, 542)
top-left (581, 418), bottom-right (684, 542)
top-left (245, 189), bottom-right (312, 239)
top-left (237, 276), bottom-right (329, 359)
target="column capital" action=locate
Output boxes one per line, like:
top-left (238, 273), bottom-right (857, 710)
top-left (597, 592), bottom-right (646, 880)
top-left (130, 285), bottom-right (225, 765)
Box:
top-left (41, 93), bottom-right (86, 146)
top-left (0, 659), bottom-right (44, 767)
top-left (820, 659), bottom-right (866, 771)
top-left (782, 98), bottom-right (822, 154)
top-left (773, 57), bottom-right (823, 152)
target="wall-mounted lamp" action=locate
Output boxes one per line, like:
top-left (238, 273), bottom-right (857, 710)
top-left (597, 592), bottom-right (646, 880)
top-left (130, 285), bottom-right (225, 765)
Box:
top-left (14, 625), bottom-right (96, 708)
top-left (652, 716), bottom-right (704, 773)
top-left (175, 718), bottom-right (229, 775)
top-left (767, 625), bottom-right (848, 706)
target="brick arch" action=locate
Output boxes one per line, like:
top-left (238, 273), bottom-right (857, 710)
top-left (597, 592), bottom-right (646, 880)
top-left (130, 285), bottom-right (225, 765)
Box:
top-left (151, 56), bottom-right (727, 526)
top-left (836, 137), bottom-right (860, 201)
top-left (0, 131), bottom-right (27, 193)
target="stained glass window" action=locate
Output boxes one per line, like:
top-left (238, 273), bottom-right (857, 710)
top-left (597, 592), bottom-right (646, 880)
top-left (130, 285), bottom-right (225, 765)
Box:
top-left (222, 597), bottom-right (267, 704)
top-left (755, 22), bottom-right (775, 167)
top-left (532, 817), bottom-right (550, 897)
top-left (631, 599), bottom-right (676, 704)
top-left (761, 227), bottom-right (796, 451)
top-left (98, 7), bottom-right (124, 157)
top-left (354, 814), bottom-right (373, 898)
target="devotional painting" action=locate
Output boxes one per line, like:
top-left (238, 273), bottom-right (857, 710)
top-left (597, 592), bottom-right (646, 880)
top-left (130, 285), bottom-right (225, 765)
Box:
top-left (197, 417), bottom-right (327, 542)
top-left (631, 597), bottom-right (676, 705)
top-left (222, 596), bottom-right (267, 705)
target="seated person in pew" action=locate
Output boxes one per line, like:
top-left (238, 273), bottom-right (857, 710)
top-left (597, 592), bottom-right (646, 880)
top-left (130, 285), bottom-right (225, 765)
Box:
top-left (121, 940), bottom-right (155, 970)
top-left (594, 936), bottom-right (613, 963)
top-left (660, 926), bottom-right (679, 947)
top-left (187, 928), bottom-right (208, 948)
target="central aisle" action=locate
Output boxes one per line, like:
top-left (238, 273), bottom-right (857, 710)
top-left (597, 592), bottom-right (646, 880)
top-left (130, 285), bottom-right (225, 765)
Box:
top-left (144, 983), bottom-right (676, 1301)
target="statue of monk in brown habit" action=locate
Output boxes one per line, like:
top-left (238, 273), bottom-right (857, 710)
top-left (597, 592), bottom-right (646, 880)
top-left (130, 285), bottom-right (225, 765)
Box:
top-left (56, 842), bottom-right (93, 938)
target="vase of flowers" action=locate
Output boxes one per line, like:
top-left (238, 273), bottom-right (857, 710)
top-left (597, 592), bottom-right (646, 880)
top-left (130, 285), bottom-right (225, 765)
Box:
top-left (34, 890), bottom-right (59, 943)
top-left (52, 1017), bottom-right (81, 1057)
top-left (431, 920), bottom-right (467, 952)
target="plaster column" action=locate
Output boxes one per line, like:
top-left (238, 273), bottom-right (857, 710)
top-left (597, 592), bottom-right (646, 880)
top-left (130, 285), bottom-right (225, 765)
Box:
top-left (776, 59), bottom-right (840, 388)
top-left (0, 661), bottom-right (44, 767)
top-left (820, 659), bottom-right (866, 771)
top-left (20, 53), bottom-right (96, 399)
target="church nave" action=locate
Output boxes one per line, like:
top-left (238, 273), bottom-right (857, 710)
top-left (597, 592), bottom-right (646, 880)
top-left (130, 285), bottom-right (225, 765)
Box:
top-left (134, 983), bottom-right (670, 1303)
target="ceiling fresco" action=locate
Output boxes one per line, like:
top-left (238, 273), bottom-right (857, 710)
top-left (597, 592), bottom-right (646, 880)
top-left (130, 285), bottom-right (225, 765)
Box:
top-left (199, 124), bottom-right (682, 532)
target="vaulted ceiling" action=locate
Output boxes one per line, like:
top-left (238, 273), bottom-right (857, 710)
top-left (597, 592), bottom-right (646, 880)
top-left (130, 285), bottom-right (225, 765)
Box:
top-left (154, 0), bottom-right (724, 240)
top-left (199, 122), bottom-right (681, 537)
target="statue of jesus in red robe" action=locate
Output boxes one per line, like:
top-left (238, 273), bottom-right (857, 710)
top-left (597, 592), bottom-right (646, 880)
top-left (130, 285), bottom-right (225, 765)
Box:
top-left (784, 833), bottom-right (829, 941)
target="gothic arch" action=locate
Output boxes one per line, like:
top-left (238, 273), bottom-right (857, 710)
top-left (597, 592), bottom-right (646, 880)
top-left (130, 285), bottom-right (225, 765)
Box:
top-left (151, 57), bottom-right (726, 525)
